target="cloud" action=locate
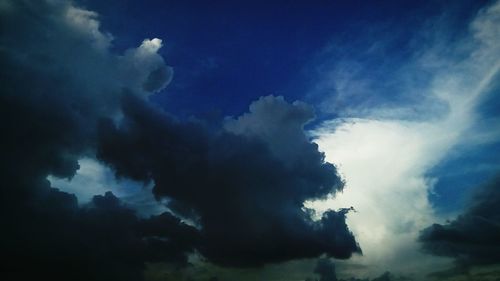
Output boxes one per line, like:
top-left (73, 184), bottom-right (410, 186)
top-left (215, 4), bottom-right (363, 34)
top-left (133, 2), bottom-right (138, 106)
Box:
top-left (0, 0), bottom-right (360, 279)
top-left (97, 94), bottom-right (360, 267)
top-left (224, 95), bottom-right (317, 164)
top-left (308, 118), bottom-right (455, 278)
top-left (419, 174), bottom-right (500, 272)
top-left (2, 187), bottom-right (199, 280)
top-left (306, 0), bottom-right (500, 278)
top-left (416, 3), bottom-right (500, 278)
top-left (306, 259), bottom-right (414, 281)
top-left (313, 258), bottom-right (338, 281)
top-left (0, 1), bottom-right (194, 279)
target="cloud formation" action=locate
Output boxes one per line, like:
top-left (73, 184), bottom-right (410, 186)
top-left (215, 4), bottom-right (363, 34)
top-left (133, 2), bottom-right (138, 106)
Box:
top-left (98, 94), bottom-right (359, 266)
top-left (307, 259), bottom-right (413, 281)
top-left (0, 1), bottom-right (189, 279)
top-left (419, 174), bottom-right (500, 272)
top-left (307, 0), bottom-right (500, 278)
top-left (3, 190), bottom-right (199, 280)
top-left (0, 0), bottom-right (359, 279)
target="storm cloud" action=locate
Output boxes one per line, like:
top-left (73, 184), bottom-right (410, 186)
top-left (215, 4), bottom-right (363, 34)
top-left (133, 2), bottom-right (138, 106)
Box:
top-left (419, 174), bottom-right (500, 270)
top-left (0, 0), bottom-right (359, 279)
top-left (307, 259), bottom-right (413, 281)
top-left (98, 93), bottom-right (359, 267)
top-left (0, 1), bottom-right (193, 279)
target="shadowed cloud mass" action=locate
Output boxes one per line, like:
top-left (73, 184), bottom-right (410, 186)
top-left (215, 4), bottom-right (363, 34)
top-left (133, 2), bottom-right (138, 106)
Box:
top-left (306, 258), bottom-right (414, 281)
top-left (0, 0), bottom-right (359, 279)
top-left (97, 92), bottom-right (359, 267)
top-left (419, 174), bottom-right (500, 274)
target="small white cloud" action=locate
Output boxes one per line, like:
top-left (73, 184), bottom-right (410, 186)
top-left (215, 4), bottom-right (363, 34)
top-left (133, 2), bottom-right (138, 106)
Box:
top-left (138, 38), bottom-right (163, 54)
top-left (121, 38), bottom-right (172, 95)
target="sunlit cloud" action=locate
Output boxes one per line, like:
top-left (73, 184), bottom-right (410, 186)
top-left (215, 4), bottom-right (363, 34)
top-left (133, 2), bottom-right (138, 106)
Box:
top-left (307, 1), bottom-right (500, 278)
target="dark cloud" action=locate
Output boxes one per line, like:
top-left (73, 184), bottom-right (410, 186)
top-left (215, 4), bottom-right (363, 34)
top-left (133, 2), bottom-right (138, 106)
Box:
top-left (0, 0), bottom-right (359, 279)
top-left (0, 1), bottom-right (189, 279)
top-left (314, 258), bottom-right (338, 281)
top-left (2, 185), bottom-right (199, 280)
top-left (98, 94), bottom-right (360, 267)
top-left (143, 65), bottom-right (173, 92)
top-left (419, 174), bottom-right (500, 271)
top-left (307, 259), bottom-right (413, 281)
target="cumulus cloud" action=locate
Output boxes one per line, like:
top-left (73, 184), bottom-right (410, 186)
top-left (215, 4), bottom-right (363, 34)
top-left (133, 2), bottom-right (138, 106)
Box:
top-left (224, 95), bottom-right (318, 164)
top-left (0, 0), bottom-right (360, 279)
top-left (97, 94), bottom-right (359, 267)
top-left (419, 174), bottom-right (500, 274)
top-left (123, 38), bottom-right (173, 94)
top-left (0, 0), bottom-right (187, 279)
top-left (307, 0), bottom-right (500, 278)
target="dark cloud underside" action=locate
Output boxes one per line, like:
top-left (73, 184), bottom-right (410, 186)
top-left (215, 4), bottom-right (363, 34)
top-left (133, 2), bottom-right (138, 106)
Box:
top-left (306, 258), bottom-right (413, 281)
top-left (0, 0), bottom-right (359, 279)
top-left (420, 174), bottom-right (500, 273)
top-left (97, 93), bottom-right (359, 267)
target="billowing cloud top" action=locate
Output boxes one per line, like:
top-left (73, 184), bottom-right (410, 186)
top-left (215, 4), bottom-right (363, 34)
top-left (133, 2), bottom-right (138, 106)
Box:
top-left (0, 0), bottom-right (359, 279)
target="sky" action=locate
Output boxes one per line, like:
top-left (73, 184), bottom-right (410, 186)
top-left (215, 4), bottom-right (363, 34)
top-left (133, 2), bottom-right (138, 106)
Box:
top-left (0, 0), bottom-right (499, 281)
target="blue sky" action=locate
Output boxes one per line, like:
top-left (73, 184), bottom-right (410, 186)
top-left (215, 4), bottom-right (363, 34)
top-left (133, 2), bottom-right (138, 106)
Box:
top-left (80, 0), bottom-right (498, 215)
top-left (2, 0), bottom-right (499, 280)
top-left (81, 0), bottom-right (483, 117)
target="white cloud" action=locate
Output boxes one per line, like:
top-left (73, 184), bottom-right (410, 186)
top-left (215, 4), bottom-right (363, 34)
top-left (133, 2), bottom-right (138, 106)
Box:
top-left (138, 38), bottom-right (163, 54)
top-left (308, 119), bottom-right (453, 278)
top-left (307, 1), bottom-right (500, 279)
